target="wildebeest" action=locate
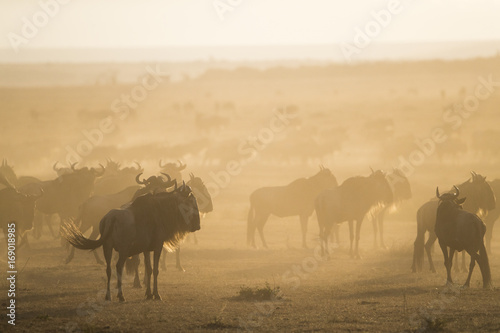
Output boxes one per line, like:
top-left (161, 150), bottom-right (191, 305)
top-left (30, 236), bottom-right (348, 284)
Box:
top-left (128, 173), bottom-right (213, 287)
top-left (0, 176), bottom-right (42, 249)
top-left (315, 169), bottom-right (393, 258)
top-left (0, 159), bottom-right (42, 189)
top-left (159, 160), bottom-right (186, 183)
top-left (25, 163), bottom-right (105, 239)
top-left (65, 173), bottom-right (177, 264)
top-left (247, 166), bottom-right (338, 248)
top-left (484, 178), bottom-right (500, 254)
top-left (412, 172), bottom-right (496, 273)
top-left (435, 186), bottom-right (492, 288)
top-left (93, 160), bottom-right (143, 195)
top-left (371, 168), bottom-right (412, 249)
top-left (62, 183), bottom-right (200, 302)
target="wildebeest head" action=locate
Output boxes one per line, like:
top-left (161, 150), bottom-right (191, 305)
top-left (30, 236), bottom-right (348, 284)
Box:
top-left (316, 165), bottom-right (338, 189)
top-left (387, 168), bottom-right (412, 202)
top-left (470, 171), bottom-right (496, 211)
top-left (175, 182), bottom-right (200, 232)
top-left (369, 169), bottom-right (393, 205)
top-left (159, 160), bottom-right (186, 182)
top-left (104, 158), bottom-right (121, 175)
top-left (436, 185), bottom-right (466, 209)
top-left (53, 161), bottom-right (74, 176)
top-left (187, 173), bottom-right (213, 213)
top-left (0, 159), bottom-right (17, 185)
top-left (135, 173), bottom-right (177, 193)
top-left (0, 187), bottom-right (42, 234)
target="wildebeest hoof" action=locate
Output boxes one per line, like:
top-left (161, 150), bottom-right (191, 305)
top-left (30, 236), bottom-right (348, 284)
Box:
top-left (176, 265), bottom-right (186, 272)
top-left (146, 294), bottom-right (153, 300)
top-left (105, 293), bottom-right (111, 301)
top-left (64, 257), bottom-right (72, 265)
top-left (153, 294), bottom-right (162, 301)
top-left (118, 294), bottom-right (125, 302)
top-left (133, 281), bottom-right (142, 289)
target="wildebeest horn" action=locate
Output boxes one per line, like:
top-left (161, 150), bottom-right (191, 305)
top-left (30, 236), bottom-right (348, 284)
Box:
top-left (135, 173), bottom-right (147, 185)
top-left (94, 164), bottom-right (105, 176)
top-left (177, 160), bottom-right (186, 170)
top-left (471, 171), bottom-right (476, 181)
top-left (160, 173), bottom-right (172, 182)
top-left (70, 162), bottom-right (78, 171)
top-left (1, 158), bottom-right (5, 166)
top-left (370, 166), bottom-right (375, 174)
top-left (436, 187), bottom-right (441, 199)
top-left (159, 160), bottom-right (166, 168)
top-left (453, 185), bottom-right (459, 197)
top-left (53, 161), bottom-right (61, 171)
top-left (189, 173), bottom-right (195, 180)
top-left (134, 161), bottom-right (142, 171)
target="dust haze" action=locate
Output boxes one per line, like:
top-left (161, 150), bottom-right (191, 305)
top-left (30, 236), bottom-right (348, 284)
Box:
top-left (1, 1), bottom-right (500, 332)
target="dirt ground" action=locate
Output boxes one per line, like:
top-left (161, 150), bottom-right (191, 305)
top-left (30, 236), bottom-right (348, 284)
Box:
top-left (1, 58), bottom-right (500, 332)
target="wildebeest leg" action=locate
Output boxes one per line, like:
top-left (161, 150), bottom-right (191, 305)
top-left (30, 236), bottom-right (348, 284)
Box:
top-left (152, 246), bottom-right (162, 300)
top-left (144, 251), bottom-right (153, 299)
top-left (348, 220), bottom-right (354, 257)
top-left (378, 210), bottom-right (387, 249)
top-left (484, 222), bottom-right (493, 254)
top-left (372, 213), bottom-right (379, 249)
top-left (425, 232), bottom-right (438, 273)
top-left (460, 251), bottom-right (467, 272)
top-left (176, 247), bottom-right (185, 272)
top-left (65, 246), bottom-right (75, 264)
top-left (463, 252), bottom-right (476, 287)
top-left (160, 248), bottom-right (167, 271)
top-left (299, 215), bottom-right (308, 248)
top-left (354, 219), bottom-right (362, 259)
top-left (440, 243), bottom-right (454, 285)
top-left (255, 213), bottom-right (270, 249)
top-left (103, 245), bottom-right (112, 301)
top-left (89, 228), bottom-right (104, 265)
top-left (116, 253), bottom-right (126, 302)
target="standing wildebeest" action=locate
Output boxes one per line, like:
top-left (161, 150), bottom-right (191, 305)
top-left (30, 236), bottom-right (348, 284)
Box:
top-left (371, 168), bottom-right (412, 249)
top-left (128, 173), bottom-right (213, 287)
top-left (435, 186), bottom-right (492, 288)
top-left (247, 166), bottom-right (338, 249)
top-left (315, 170), bottom-right (393, 258)
top-left (0, 159), bottom-right (42, 190)
top-left (412, 172), bottom-right (496, 273)
top-left (0, 176), bottom-right (42, 249)
top-left (484, 179), bottom-right (500, 254)
top-left (65, 173), bottom-right (177, 264)
top-left (63, 183), bottom-right (200, 302)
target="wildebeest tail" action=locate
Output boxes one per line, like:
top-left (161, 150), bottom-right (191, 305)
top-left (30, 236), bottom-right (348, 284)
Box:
top-left (61, 216), bottom-right (113, 250)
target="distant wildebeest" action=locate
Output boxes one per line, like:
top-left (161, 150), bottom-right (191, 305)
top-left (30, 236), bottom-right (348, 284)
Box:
top-left (159, 160), bottom-right (186, 183)
top-left (0, 159), bottom-right (42, 190)
top-left (484, 179), bottom-right (500, 254)
top-left (63, 183), bottom-right (201, 302)
top-left (128, 173), bottom-right (213, 287)
top-left (65, 173), bottom-right (176, 264)
top-left (435, 186), bottom-right (492, 288)
top-left (93, 160), bottom-right (143, 195)
top-left (371, 168), bottom-right (412, 249)
top-left (24, 163), bottom-right (105, 238)
top-left (247, 166), bottom-right (338, 248)
top-left (412, 172), bottom-right (496, 273)
top-left (52, 161), bottom-right (74, 176)
top-left (0, 176), bottom-right (42, 250)
top-left (315, 169), bottom-right (393, 259)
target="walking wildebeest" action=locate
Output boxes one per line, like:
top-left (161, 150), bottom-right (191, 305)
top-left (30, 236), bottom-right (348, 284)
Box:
top-left (315, 169), bottom-right (393, 259)
top-left (247, 166), bottom-right (338, 248)
top-left (435, 186), bottom-right (492, 288)
top-left (412, 172), bottom-right (496, 273)
top-left (63, 183), bottom-right (200, 302)
top-left (484, 178), bottom-right (500, 254)
top-left (65, 173), bottom-right (177, 264)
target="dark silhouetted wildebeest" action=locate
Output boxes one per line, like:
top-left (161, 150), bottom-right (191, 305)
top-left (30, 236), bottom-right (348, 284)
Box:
top-left (315, 169), bottom-right (393, 259)
top-left (63, 183), bottom-right (200, 302)
top-left (435, 186), bottom-right (492, 288)
top-left (247, 166), bottom-right (338, 248)
top-left (159, 160), bottom-right (186, 183)
top-left (412, 172), bottom-right (496, 273)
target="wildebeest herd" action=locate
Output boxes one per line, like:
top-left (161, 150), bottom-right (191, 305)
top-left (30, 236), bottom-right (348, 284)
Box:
top-left (0, 156), bottom-right (498, 307)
